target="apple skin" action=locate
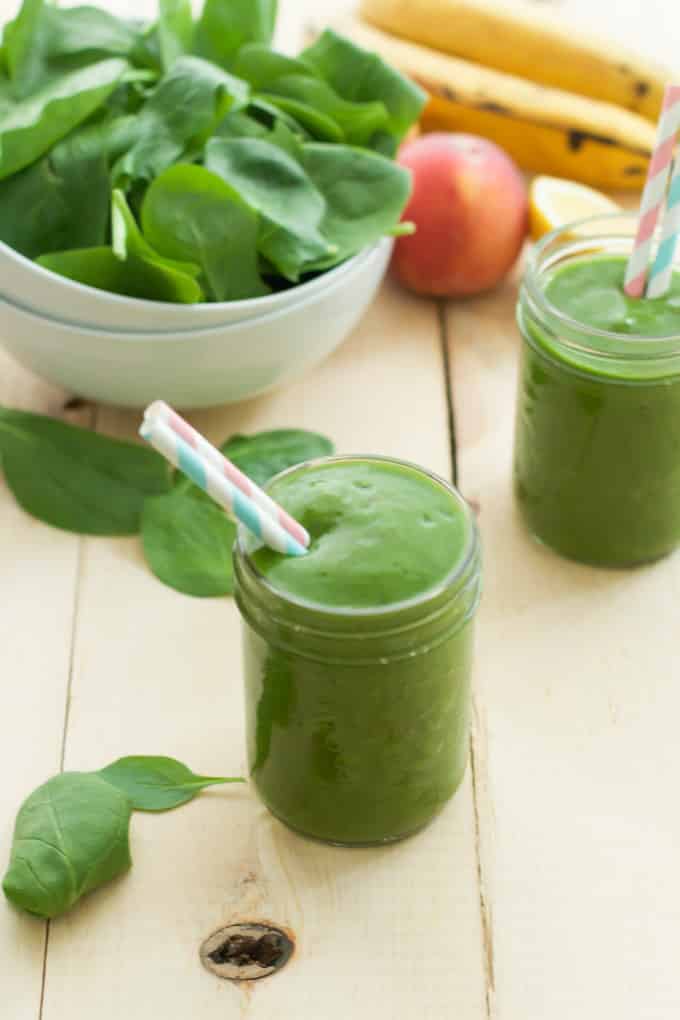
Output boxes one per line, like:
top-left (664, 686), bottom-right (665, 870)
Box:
top-left (392, 133), bottom-right (529, 297)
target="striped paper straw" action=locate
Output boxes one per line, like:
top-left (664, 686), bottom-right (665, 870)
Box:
top-left (646, 157), bottom-right (680, 298)
top-left (144, 400), bottom-right (310, 549)
top-left (139, 416), bottom-right (307, 557)
top-left (625, 84), bottom-right (680, 299)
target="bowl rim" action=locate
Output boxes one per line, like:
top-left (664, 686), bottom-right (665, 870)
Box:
top-left (0, 239), bottom-right (393, 344)
top-left (0, 235), bottom-right (379, 319)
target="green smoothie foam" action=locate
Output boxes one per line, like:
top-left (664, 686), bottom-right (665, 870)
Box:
top-left (544, 255), bottom-right (680, 338)
top-left (249, 458), bottom-right (470, 608)
top-left (234, 457), bottom-right (480, 846)
top-left (515, 253), bottom-right (680, 565)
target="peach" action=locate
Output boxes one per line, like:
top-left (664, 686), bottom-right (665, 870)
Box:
top-left (392, 133), bottom-right (528, 297)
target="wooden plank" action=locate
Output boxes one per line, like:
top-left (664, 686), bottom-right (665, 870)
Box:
top-left (447, 261), bottom-right (680, 1018)
top-left (0, 352), bottom-right (83, 1020)
top-left (445, 5), bottom-right (680, 1018)
top-left (40, 280), bottom-right (488, 1019)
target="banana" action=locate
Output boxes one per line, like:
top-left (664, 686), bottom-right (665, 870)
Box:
top-left (360, 0), bottom-right (670, 121)
top-left (328, 19), bottom-right (655, 191)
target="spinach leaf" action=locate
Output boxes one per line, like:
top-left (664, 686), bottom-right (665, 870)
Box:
top-left (261, 74), bottom-right (389, 148)
top-left (141, 428), bottom-right (333, 597)
top-left (302, 142), bottom-right (412, 267)
top-left (113, 56), bottom-right (248, 185)
top-left (142, 486), bottom-right (237, 597)
top-left (1, 0), bottom-right (45, 97)
top-left (158, 0), bottom-right (193, 71)
top-left (3, 0), bottom-right (146, 97)
top-left (98, 756), bottom-right (244, 811)
top-left (205, 137), bottom-right (333, 280)
top-left (256, 92), bottom-right (343, 143)
top-left (222, 428), bottom-right (335, 486)
top-left (141, 163), bottom-right (269, 300)
top-left (44, 6), bottom-right (143, 65)
top-left (247, 95), bottom-right (311, 137)
top-left (104, 75), bottom-right (154, 116)
top-left (214, 109), bottom-right (303, 158)
top-left (0, 57), bottom-right (128, 180)
top-left (231, 44), bottom-right (317, 90)
top-left (301, 29), bottom-right (427, 151)
top-left (2, 772), bottom-right (132, 920)
top-left (38, 246), bottom-right (204, 303)
top-left (0, 407), bottom-right (172, 535)
top-left (0, 132), bottom-right (110, 258)
top-left (194, 0), bottom-right (277, 70)
top-left (55, 109), bottom-right (142, 165)
top-left (111, 188), bottom-right (200, 279)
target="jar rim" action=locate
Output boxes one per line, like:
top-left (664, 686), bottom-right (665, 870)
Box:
top-left (234, 453), bottom-right (480, 621)
top-left (525, 212), bottom-right (680, 349)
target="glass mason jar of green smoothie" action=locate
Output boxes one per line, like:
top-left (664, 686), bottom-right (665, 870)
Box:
top-left (233, 455), bottom-right (481, 846)
top-left (515, 213), bottom-right (680, 567)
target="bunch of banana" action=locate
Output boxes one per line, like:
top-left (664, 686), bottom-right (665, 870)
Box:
top-left (326, 2), bottom-right (674, 190)
top-left (360, 0), bottom-right (667, 120)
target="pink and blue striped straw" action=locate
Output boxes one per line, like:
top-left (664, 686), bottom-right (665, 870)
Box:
top-left (647, 156), bottom-right (680, 298)
top-left (625, 84), bottom-right (680, 299)
top-left (144, 400), bottom-right (310, 550)
top-left (139, 414), bottom-right (307, 557)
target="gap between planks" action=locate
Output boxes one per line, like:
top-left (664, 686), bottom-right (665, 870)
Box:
top-left (38, 405), bottom-right (97, 1020)
top-left (438, 298), bottom-right (496, 1020)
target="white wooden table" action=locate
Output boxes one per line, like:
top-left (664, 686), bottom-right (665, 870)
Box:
top-left (2, 2), bottom-right (680, 1017)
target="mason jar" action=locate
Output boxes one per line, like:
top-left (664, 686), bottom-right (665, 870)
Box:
top-left (233, 455), bottom-right (482, 846)
top-left (515, 213), bottom-right (680, 567)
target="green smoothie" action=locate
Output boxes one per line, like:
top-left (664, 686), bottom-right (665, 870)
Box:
top-left (515, 252), bottom-right (680, 566)
top-left (233, 456), bottom-right (481, 846)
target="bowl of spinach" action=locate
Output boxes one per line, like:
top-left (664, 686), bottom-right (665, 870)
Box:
top-left (0, 233), bottom-right (393, 407)
top-left (0, 0), bottom-right (426, 334)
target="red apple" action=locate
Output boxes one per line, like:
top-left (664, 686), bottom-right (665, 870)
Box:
top-left (393, 133), bottom-right (528, 297)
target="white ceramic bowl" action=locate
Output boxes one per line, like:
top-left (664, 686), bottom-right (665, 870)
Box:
top-left (0, 239), bottom-right (392, 408)
top-left (0, 237), bottom-right (380, 332)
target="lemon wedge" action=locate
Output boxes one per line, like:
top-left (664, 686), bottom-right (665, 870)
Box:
top-left (529, 176), bottom-right (621, 241)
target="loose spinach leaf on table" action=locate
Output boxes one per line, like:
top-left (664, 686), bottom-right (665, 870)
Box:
top-left (193, 0), bottom-right (277, 70)
top-left (3, 756), bottom-right (243, 919)
top-left (222, 429), bottom-right (334, 487)
top-left (113, 56), bottom-right (248, 185)
top-left (2, 772), bottom-right (132, 920)
top-left (301, 29), bottom-right (427, 154)
top-left (302, 142), bottom-right (412, 269)
top-left (205, 137), bottom-right (333, 279)
top-left (142, 485), bottom-right (238, 597)
top-left (0, 407), bottom-right (172, 534)
top-left (0, 57), bottom-right (128, 180)
top-left (158, 0), bottom-right (193, 71)
top-left (141, 429), bottom-right (334, 597)
top-left (38, 246), bottom-right (204, 303)
top-left (141, 163), bottom-right (268, 300)
top-left (98, 755), bottom-right (243, 811)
